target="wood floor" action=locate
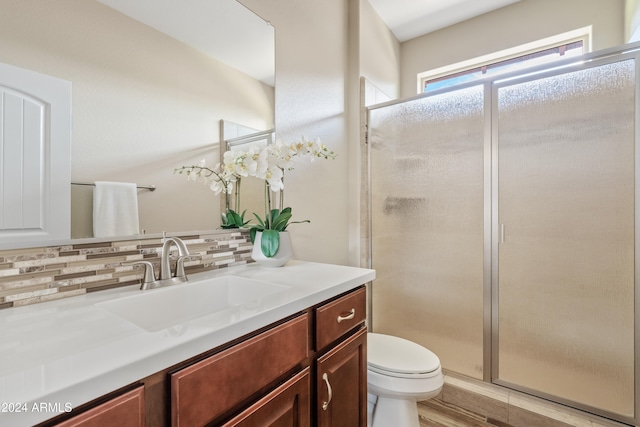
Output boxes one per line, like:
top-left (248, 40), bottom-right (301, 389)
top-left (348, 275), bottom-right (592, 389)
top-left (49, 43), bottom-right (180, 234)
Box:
top-left (418, 399), bottom-right (514, 427)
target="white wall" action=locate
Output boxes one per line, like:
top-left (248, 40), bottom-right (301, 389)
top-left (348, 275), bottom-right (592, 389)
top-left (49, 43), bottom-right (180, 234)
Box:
top-left (0, 0), bottom-right (274, 237)
top-left (401, 0), bottom-right (625, 98)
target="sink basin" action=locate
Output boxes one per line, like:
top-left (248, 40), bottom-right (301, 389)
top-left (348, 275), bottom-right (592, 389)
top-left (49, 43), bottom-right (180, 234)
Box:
top-left (96, 275), bottom-right (290, 332)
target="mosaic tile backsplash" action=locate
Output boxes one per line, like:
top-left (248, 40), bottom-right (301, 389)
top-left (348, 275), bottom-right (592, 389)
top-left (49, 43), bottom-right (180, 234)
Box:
top-left (0, 231), bottom-right (253, 309)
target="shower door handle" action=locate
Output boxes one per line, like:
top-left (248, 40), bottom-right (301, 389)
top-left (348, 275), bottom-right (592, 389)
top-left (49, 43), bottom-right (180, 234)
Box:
top-left (500, 224), bottom-right (505, 243)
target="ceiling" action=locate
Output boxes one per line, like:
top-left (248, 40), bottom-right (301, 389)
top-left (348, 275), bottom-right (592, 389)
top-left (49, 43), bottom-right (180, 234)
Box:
top-left (95, 0), bottom-right (521, 87)
top-left (369, 0), bottom-right (521, 42)
top-left (96, 0), bottom-right (275, 86)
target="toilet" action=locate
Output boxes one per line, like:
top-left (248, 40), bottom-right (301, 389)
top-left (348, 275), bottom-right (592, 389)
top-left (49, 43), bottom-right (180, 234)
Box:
top-left (367, 333), bottom-right (443, 427)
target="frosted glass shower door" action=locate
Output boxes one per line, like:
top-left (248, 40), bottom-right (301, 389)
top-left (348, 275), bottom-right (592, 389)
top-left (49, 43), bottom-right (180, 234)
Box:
top-left (369, 85), bottom-right (486, 379)
top-left (494, 58), bottom-right (636, 417)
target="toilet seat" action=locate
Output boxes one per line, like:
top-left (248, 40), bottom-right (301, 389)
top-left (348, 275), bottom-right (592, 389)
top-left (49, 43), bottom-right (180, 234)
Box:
top-left (367, 333), bottom-right (441, 379)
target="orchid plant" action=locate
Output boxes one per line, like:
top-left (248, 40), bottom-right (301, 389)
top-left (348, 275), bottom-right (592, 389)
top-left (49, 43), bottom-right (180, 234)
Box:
top-left (223, 136), bottom-right (336, 258)
top-left (173, 160), bottom-right (246, 229)
top-left (176, 136), bottom-right (336, 257)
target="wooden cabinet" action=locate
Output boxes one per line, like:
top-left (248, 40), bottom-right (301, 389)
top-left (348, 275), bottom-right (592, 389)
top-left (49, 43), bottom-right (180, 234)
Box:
top-left (52, 386), bottom-right (145, 427)
top-left (314, 289), bottom-right (367, 427)
top-left (169, 287), bottom-right (367, 427)
top-left (171, 314), bottom-right (309, 427)
top-left (168, 287), bottom-right (367, 427)
top-left (41, 286), bottom-right (367, 427)
top-left (221, 368), bottom-right (311, 427)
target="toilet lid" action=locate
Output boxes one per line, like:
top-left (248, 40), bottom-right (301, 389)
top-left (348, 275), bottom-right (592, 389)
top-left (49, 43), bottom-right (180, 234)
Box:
top-left (367, 333), bottom-right (441, 377)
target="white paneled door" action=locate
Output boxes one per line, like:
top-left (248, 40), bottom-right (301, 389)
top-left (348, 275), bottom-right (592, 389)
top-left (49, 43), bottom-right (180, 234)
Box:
top-left (0, 62), bottom-right (71, 246)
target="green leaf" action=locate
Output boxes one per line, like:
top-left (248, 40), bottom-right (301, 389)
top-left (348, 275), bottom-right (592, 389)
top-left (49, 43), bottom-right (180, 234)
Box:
top-left (252, 213), bottom-right (266, 228)
top-left (271, 211), bottom-right (292, 231)
top-left (221, 209), bottom-right (252, 229)
top-left (260, 229), bottom-right (280, 257)
top-left (280, 207), bottom-right (292, 216)
top-left (283, 219), bottom-right (310, 230)
top-left (267, 209), bottom-right (281, 229)
top-left (229, 210), bottom-right (241, 224)
top-left (250, 206), bottom-right (308, 240)
top-left (249, 227), bottom-right (260, 243)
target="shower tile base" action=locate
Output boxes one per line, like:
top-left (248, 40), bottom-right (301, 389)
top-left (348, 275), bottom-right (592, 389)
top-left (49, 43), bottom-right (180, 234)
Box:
top-left (418, 398), bottom-right (512, 426)
top-left (417, 374), bottom-right (630, 427)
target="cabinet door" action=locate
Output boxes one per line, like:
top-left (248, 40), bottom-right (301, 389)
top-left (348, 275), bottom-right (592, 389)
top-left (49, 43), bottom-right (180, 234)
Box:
top-left (316, 328), bottom-right (367, 427)
top-left (222, 368), bottom-right (310, 427)
top-left (53, 386), bottom-right (144, 427)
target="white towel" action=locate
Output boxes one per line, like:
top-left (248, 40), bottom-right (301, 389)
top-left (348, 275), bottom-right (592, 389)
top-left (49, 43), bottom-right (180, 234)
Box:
top-left (93, 181), bottom-right (140, 238)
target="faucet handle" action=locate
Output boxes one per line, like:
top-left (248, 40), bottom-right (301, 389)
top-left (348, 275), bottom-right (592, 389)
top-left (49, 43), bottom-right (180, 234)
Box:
top-left (124, 260), bottom-right (158, 290)
top-left (175, 255), bottom-right (201, 279)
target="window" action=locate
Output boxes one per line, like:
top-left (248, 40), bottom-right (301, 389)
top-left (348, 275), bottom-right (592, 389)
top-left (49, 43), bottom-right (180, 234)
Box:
top-left (418, 28), bottom-right (591, 93)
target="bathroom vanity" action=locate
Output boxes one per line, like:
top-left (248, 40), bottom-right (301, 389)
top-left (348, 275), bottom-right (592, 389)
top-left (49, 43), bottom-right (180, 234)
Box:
top-left (0, 261), bottom-right (374, 427)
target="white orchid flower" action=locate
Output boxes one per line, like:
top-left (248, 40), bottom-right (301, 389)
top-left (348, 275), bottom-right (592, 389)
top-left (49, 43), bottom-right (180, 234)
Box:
top-left (255, 147), bottom-right (269, 177)
top-left (187, 169), bottom-right (198, 181)
top-left (265, 165), bottom-right (284, 192)
top-left (208, 179), bottom-right (224, 195)
top-left (242, 146), bottom-right (262, 176)
top-left (290, 136), bottom-right (311, 157)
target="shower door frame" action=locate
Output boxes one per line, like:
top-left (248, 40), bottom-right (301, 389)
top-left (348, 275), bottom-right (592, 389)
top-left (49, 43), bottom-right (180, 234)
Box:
top-left (365, 41), bottom-right (640, 426)
top-left (490, 49), bottom-right (640, 425)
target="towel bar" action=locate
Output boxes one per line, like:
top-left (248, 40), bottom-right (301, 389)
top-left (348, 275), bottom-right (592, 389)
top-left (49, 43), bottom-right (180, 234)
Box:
top-left (71, 182), bottom-right (156, 191)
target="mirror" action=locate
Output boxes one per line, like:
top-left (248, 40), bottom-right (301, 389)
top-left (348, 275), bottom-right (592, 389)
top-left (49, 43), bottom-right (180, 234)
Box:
top-left (0, 0), bottom-right (274, 245)
top-left (219, 120), bottom-right (275, 224)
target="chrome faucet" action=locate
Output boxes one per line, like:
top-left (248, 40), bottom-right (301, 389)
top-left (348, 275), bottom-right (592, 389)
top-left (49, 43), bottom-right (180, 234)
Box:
top-left (160, 237), bottom-right (190, 280)
top-left (127, 236), bottom-right (196, 290)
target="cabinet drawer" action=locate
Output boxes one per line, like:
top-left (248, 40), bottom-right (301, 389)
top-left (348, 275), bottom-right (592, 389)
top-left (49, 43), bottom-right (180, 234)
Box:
top-left (315, 287), bottom-right (366, 351)
top-left (54, 386), bottom-right (144, 427)
top-left (171, 314), bottom-right (309, 427)
top-left (221, 368), bottom-right (311, 427)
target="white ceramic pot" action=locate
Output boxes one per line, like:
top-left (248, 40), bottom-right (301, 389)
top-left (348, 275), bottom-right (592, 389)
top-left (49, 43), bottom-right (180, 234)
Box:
top-left (251, 231), bottom-right (293, 267)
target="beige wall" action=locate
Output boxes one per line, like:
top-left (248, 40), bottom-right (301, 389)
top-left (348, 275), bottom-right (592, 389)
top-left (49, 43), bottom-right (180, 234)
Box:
top-left (626, 0), bottom-right (640, 41)
top-left (2, 0), bottom-right (395, 266)
top-left (0, 0), bottom-right (274, 237)
top-left (401, 0), bottom-right (625, 98)
top-left (358, 0), bottom-right (401, 100)
top-left (6, 0), bottom-right (624, 265)
top-left (356, 0), bottom-right (400, 267)
top-left (239, 0), bottom-right (351, 265)
top-left (238, 0), bottom-right (400, 266)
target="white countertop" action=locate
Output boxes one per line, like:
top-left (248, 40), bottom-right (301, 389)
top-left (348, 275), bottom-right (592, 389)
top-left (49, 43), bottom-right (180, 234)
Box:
top-left (0, 260), bottom-right (375, 427)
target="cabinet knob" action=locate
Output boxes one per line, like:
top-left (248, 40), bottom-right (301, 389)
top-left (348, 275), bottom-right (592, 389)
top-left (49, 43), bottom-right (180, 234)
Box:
top-left (337, 308), bottom-right (355, 323)
top-left (321, 373), bottom-right (333, 410)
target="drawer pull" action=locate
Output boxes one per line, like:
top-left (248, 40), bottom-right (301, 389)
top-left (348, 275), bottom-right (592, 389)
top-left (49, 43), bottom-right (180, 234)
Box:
top-left (321, 373), bottom-right (333, 410)
top-left (337, 309), bottom-right (355, 323)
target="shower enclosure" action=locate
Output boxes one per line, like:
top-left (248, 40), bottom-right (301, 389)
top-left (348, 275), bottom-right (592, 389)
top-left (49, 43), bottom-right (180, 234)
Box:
top-left (366, 43), bottom-right (638, 424)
